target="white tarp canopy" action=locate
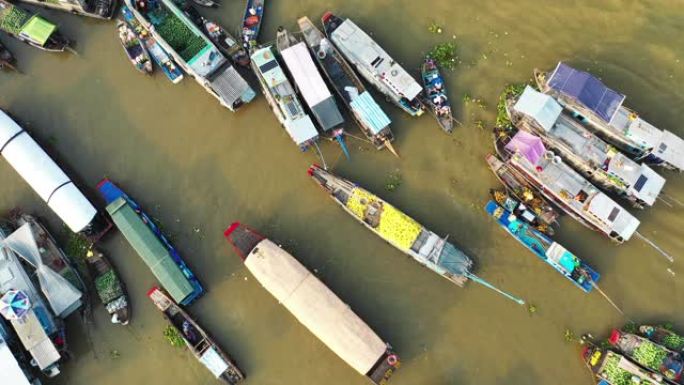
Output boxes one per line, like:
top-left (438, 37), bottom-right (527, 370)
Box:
top-left (513, 86), bottom-right (562, 132)
top-left (0, 336), bottom-right (33, 385)
top-left (0, 110), bottom-right (97, 233)
top-left (3, 224), bottom-right (82, 318)
top-left (245, 239), bottom-right (387, 376)
top-left (199, 347), bottom-right (229, 378)
top-left (281, 42), bottom-right (332, 107)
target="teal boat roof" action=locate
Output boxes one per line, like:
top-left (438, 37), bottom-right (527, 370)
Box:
top-left (350, 91), bottom-right (391, 134)
top-left (106, 198), bottom-right (195, 303)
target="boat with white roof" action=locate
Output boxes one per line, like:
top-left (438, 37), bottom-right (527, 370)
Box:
top-left (0, 326), bottom-right (41, 385)
top-left (323, 12), bottom-right (425, 117)
top-left (536, 62), bottom-right (684, 171)
top-left (507, 85), bottom-right (666, 208)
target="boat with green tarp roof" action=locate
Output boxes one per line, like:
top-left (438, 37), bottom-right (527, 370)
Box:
top-left (0, 0), bottom-right (70, 52)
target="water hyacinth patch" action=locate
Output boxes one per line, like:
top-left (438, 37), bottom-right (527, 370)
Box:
top-left (427, 42), bottom-right (458, 70)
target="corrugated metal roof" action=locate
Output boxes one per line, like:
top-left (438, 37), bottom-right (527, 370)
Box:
top-left (349, 91), bottom-right (391, 134)
top-left (106, 197), bottom-right (195, 304)
top-left (209, 64), bottom-right (255, 107)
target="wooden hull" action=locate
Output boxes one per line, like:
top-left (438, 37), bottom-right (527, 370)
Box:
top-left (86, 249), bottom-right (130, 325)
top-left (421, 59), bottom-right (453, 133)
top-left (241, 0), bottom-right (264, 50)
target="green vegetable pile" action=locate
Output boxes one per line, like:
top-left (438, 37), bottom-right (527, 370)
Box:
top-left (662, 333), bottom-right (684, 350)
top-left (496, 83), bottom-right (525, 129)
top-left (151, 9), bottom-right (206, 61)
top-left (600, 353), bottom-right (635, 385)
top-left (163, 325), bottom-right (185, 348)
top-left (632, 340), bottom-right (668, 370)
top-left (94, 270), bottom-right (124, 304)
top-left (427, 42), bottom-right (457, 70)
top-left (0, 6), bottom-right (30, 34)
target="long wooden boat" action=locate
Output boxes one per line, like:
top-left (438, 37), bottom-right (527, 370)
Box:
top-left (0, 40), bottom-right (16, 70)
top-left (224, 222), bottom-right (399, 384)
top-left (323, 12), bottom-right (425, 117)
top-left (116, 20), bottom-right (153, 74)
top-left (241, 0), bottom-right (264, 51)
top-left (298, 16), bottom-right (397, 156)
top-left (507, 85), bottom-right (665, 208)
top-left (126, 0), bottom-right (255, 111)
top-left (535, 62), bottom-right (684, 171)
top-left (250, 46), bottom-right (319, 151)
top-left (97, 179), bottom-right (204, 305)
top-left (639, 325), bottom-right (684, 353)
top-left (0, 0), bottom-right (71, 52)
top-left (485, 152), bottom-right (559, 232)
top-left (308, 165), bottom-right (525, 304)
top-left (608, 329), bottom-right (684, 383)
top-left (85, 248), bottom-right (130, 325)
top-left (15, 0), bottom-right (118, 19)
top-left (485, 200), bottom-right (599, 292)
top-left (489, 188), bottom-right (556, 236)
top-left (181, 5), bottom-right (249, 67)
top-left (493, 128), bottom-right (640, 244)
top-left (421, 58), bottom-right (453, 133)
top-left (148, 287), bottom-right (244, 384)
top-left (121, 5), bottom-right (184, 84)
top-left (276, 26), bottom-right (350, 158)
top-left (583, 345), bottom-right (663, 385)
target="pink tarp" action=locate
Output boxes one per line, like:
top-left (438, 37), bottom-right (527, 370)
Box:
top-left (505, 131), bottom-right (546, 165)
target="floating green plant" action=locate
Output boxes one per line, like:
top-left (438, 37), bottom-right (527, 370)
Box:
top-left (496, 83), bottom-right (525, 129)
top-left (163, 326), bottom-right (185, 348)
top-left (384, 170), bottom-right (402, 192)
top-left (427, 42), bottom-right (458, 70)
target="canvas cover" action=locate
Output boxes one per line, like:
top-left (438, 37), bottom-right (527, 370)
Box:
top-left (19, 16), bottom-right (56, 46)
top-left (199, 347), bottom-right (229, 378)
top-left (106, 198), bottom-right (194, 304)
top-left (245, 239), bottom-right (386, 376)
top-left (505, 130), bottom-right (546, 165)
top-left (11, 309), bottom-right (60, 370)
top-left (349, 91), bottom-right (391, 134)
top-left (0, 336), bottom-right (32, 385)
top-left (514, 86), bottom-right (562, 131)
top-left (547, 62), bottom-right (625, 123)
top-left (281, 42), bottom-right (334, 108)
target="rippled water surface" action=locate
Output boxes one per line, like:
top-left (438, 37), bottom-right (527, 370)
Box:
top-left (1, 1), bottom-right (684, 384)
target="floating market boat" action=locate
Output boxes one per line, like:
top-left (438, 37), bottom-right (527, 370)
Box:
top-left (308, 165), bottom-right (525, 304)
top-left (121, 5), bottom-right (184, 84)
top-left (507, 85), bottom-right (665, 208)
top-left (97, 179), bottom-right (204, 305)
top-left (148, 287), bottom-right (244, 384)
top-left (0, 41), bottom-right (16, 71)
top-left (494, 129), bottom-right (640, 244)
top-left (126, 0), bottom-right (255, 111)
top-left (0, 0), bottom-right (70, 52)
top-left (298, 16), bottom-right (396, 156)
top-left (536, 62), bottom-right (684, 171)
top-left (181, 5), bottom-right (249, 67)
top-left (16, 0), bottom-right (118, 19)
top-left (323, 12), bottom-right (425, 117)
top-left (609, 329), bottom-right (684, 383)
top-left (485, 200), bottom-right (599, 292)
top-left (421, 58), bottom-right (453, 133)
top-left (224, 222), bottom-right (399, 384)
top-left (241, 0), bottom-right (264, 51)
top-left (583, 345), bottom-right (663, 385)
top-left (0, 110), bottom-right (110, 240)
top-left (276, 26), bottom-right (349, 158)
top-left (489, 188), bottom-right (556, 236)
top-left (250, 46), bottom-right (319, 151)
top-left (485, 153), bottom-right (559, 232)
top-left (639, 325), bottom-right (684, 353)
top-left (117, 20), bottom-right (153, 74)
top-left (85, 248), bottom-right (130, 325)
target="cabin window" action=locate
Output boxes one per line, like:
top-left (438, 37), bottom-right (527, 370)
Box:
top-left (658, 143), bottom-right (668, 154)
top-left (607, 207), bottom-right (620, 222)
top-left (575, 190), bottom-right (589, 203)
top-left (259, 60), bottom-right (278, 74)
top-left (370, 56), bottom-right (384, 68)
top-left (634, 175), bottom-right (648, 192)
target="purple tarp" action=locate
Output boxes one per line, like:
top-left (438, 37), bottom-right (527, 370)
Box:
top-left (546, 62), bottom-right (625, 123)
top-left (505, 131), bottom-right (546, 165)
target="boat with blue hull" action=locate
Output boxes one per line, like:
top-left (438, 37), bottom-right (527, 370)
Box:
top-left (485, 200), bottom-right (599, 293)
top-left (241, 0), bottom-right (264, 51)
top-left (97, 179), bottom-right (204, 305)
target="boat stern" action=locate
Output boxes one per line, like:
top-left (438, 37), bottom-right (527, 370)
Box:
top-left (96, 178), bottom-right (126, 205)
top-left (626, 163), bottom-right (666, 207)
top-left (321, 12), bottom-right (343, 36)
top-left (366, 349), bottom-right (400, 385)
top-left (224, 222), bottom-right (266, 261)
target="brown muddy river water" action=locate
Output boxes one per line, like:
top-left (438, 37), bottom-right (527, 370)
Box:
top-left (1, 0), bottom-right (684, 384)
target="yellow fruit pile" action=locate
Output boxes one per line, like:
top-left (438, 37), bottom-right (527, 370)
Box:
top-left (346, 188), bottom-right (375, 219)
top-left (378, 204), bottom-right (422, 250)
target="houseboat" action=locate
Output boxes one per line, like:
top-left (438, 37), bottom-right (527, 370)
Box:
top-left (508, 86), bottom-right (665, 208)
top-left (180, 5), bottom-right (249, 67)
top-left (97, 179), bottom-right (204, 306)
top-left (323, 12), bottom-right (424, 117)
top-left (639, 325), bottom-right (684, 353)
top-left (583, 345), bottom-right (663, 385)
top-left (536, 62), bottom-right (684, 171)
top-left (148, 287), bottom-right (244, 384)
top-left (0, 110), bottom-right (109, 239)
top-left (0, 0), bottom-right (70, 52)
top-left (298, 16), bottom-right (396, 155)
top-left (241, 0), bottom-right (264, 51)
top-left (276, 27), bottom-right (349, 157)
top-left (495, 130), bottom-right (640, 243)
top-left (608, 329), bottom-right (684, 383)
top-left (85, 249), bottom-right (130, 325)
top-left (250, 46), bottom-right (319, 151)
top-left (121, 5), bottom-right (183, 84)
top-left (125, 0), bottom-right (255, 111)
top-left (308, 165), bottom-right (525, 304)
top-left (485, 200), bottom-right (599, 292)
top-left (17, 0), bottom-right (117, 19)
top-left (224, 222), bottom-right (399, 384)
